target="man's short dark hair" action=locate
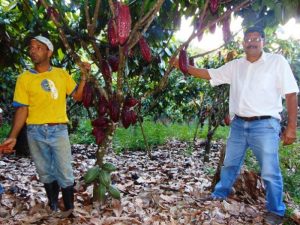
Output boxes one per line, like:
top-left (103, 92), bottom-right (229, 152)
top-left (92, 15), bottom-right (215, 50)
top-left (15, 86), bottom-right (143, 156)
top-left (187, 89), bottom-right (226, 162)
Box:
top-left (244, 26), bottom-right (265, 38)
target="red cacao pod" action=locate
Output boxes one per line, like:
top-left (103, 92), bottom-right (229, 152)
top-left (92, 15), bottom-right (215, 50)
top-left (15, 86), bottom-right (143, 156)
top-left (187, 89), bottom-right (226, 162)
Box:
top-left (196, 20), bottom-right (204, 41)
top-left (222, 17), bottom-right (232, 43)
top-left (129, 110), bottom-right (137, 125)
top-left (108, 96), bottom-right (120, 123)
top-left (209, 23), bottom-right (216, 33)
top-left (47, 7), bottom-right (59, 20)
top-left (92, 117), bottom-right (109, 128)
top-left (98, 95), bottom-right (108, 116)
top-left (92, 128), bottom-right (106, 145)
top-left (117, 3), bottom-right (131, 45)
top-left (101, 60), bottom-right (112, 80)
top-left (108, 55), bottom-right (119, 72)
top-left (108, 19), bottom-right (119, 47)
top-left (124, 96), bottom-right (139, 108)
top-left (124, 44), bottom-right (134, 58)
top-left (82, 82), bottom-right (93, 108)
top-left (179, 49), bottom-right (189, 74)
top-left (209, 0), bottom-right (219, 14)
top-left (121, 108), bottom-right (131, 129)
top-left (139, 37), bottom-right (152, 63)
top-left (224, 115), bottom-right (231, 126)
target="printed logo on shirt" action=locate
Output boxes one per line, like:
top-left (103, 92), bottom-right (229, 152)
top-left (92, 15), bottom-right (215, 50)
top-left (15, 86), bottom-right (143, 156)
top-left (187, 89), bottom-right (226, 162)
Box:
top-left (41, 79), bottom-right (58, 99)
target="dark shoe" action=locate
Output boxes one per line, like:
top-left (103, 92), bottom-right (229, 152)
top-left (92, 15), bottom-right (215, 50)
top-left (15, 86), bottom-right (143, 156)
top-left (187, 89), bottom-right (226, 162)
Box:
top-left (44, 180), bottom-right (60, 211)
top-left (61, 185), bottom-right (74, 211)
top-left (264, 212), bottom-right (283, 225)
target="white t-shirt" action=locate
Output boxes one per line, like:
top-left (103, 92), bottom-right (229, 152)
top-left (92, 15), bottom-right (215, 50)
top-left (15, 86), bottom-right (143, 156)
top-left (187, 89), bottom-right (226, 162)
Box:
top-left (208, 52), bottom-right (299, 119)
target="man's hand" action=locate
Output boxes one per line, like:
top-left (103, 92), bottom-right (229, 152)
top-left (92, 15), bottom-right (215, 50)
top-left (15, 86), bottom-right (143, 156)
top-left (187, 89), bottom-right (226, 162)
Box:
top-left (169, 57), bottom-right (179, 69)
top-left (80, 62), bottom-right (91, 78)
top-left (281, 125), bottom-right (297, 145)
top-left (0, 139), bottom-right (16, 154)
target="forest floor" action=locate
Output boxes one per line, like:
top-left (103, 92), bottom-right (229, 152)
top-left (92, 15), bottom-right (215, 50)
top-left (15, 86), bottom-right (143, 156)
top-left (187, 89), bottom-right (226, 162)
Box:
top-left (0, 139), bottom-right (299, 225)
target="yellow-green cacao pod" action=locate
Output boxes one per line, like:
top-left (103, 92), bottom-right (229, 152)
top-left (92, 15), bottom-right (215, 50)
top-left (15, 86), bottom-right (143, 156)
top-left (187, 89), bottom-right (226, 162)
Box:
top-left (102, 163), bottom-right (116, 172)
top-left (99, 170), bottom-right (111, 187)
top-left (97, 184), bottom-right (107, 202)
top-left (108, 185), bottom-right (121, 199)
top-left (84, 166), bottom-right (100, 184)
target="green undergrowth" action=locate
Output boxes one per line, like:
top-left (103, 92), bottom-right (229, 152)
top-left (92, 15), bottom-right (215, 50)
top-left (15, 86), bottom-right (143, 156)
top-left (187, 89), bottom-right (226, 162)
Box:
top-left (69, 119), bottom-right (230, 150)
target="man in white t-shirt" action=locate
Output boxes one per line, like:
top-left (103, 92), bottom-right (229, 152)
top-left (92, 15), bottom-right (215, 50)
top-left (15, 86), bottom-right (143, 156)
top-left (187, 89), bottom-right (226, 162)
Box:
top-left (172, 26), bottom-right (298, 224)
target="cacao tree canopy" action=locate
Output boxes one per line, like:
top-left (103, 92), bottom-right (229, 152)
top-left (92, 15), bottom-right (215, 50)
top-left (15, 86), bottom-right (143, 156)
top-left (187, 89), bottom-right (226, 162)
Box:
top-left (0, 0), bottom-right (299, 70)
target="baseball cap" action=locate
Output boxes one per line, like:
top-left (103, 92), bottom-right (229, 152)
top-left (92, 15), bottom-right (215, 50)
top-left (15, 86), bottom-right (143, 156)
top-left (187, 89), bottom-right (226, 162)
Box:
top-left (33, 35), bottom-right (54, 51)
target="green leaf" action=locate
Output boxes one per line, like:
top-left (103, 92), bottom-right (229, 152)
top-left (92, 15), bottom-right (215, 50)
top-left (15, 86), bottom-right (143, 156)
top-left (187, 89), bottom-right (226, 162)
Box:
top-left (3, 0), bottom-right (18, 12)
top-left (57, 48), bottom-right (65, 62)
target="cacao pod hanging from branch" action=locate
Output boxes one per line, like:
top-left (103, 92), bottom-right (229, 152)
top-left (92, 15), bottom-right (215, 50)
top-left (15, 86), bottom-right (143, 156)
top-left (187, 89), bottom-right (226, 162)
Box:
top-left (82, 82), bottom-right (94, 108)
top-left (117, 3), bottom-right (131, 45)
top-left (209, 0), bottom-right (219, 15)
top-left (139, 36), bottom-right (152, 63)
top-left (222, 16), bottom-right (232, 44)
top-left (179, 48), bottom-right (189, 74)
top-left (108, 19), bottom-right (119, 47)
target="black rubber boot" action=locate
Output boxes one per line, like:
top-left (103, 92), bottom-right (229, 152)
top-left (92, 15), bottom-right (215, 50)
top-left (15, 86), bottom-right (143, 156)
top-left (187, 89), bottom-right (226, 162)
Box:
top-left (61, 185), bottom-right (74, 211)
top-left (44, 180), bottom-right (59, 211)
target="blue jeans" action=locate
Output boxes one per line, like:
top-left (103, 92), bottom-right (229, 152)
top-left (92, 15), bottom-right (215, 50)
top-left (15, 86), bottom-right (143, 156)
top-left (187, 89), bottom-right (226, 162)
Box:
top-left (212, 117), bottom-right (285, 216)
top-left (27, 124), bottom-right (74, 188)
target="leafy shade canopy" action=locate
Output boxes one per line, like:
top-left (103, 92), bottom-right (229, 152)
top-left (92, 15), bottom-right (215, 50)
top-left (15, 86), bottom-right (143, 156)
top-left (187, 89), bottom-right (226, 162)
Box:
top-left (0, 0), bottom-right (299, 71)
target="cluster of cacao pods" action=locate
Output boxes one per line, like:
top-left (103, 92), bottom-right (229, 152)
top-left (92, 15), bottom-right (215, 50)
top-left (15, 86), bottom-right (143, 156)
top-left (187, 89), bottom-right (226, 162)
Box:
top-left (139, 36), bottom-right (152, 63)
top-left (121, 95), bottom-right (139, 129)
top-left (209, 0), bottom-right (219, 14)
top-left (92, 116), bottom-right (108, 145)
top-left (108, 2), bottom-right (131, 46)
top-left (91, 93), bottom-right (118, 145)
top-left (84, 163), bottom-right (120, 201)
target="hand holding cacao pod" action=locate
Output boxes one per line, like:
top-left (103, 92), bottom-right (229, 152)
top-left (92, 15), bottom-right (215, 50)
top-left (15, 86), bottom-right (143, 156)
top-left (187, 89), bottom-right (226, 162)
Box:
top-left (80, 62), bottom-right (91, 75)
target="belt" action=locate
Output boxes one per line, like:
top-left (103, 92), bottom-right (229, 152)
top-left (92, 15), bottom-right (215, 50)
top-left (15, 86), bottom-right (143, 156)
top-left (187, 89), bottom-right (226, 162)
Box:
top-left (45, 123), bottom-right (67, 126)
top-left (235, 115), bottom-right (271, 121)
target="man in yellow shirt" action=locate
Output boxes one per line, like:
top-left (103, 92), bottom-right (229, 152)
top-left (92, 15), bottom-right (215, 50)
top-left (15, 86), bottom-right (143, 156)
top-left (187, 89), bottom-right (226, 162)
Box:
top-left (0, 36), bottom-right (90, 212)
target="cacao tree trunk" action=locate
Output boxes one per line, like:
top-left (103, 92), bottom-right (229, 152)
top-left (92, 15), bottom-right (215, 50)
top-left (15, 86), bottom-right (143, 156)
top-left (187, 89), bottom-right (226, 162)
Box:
top-left (210, 143), bottom-right (225, 190)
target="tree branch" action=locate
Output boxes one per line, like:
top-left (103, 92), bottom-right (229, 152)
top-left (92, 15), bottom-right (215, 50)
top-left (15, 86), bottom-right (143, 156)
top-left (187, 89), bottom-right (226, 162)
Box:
top-left (39, 0), bottom-right (88, 75)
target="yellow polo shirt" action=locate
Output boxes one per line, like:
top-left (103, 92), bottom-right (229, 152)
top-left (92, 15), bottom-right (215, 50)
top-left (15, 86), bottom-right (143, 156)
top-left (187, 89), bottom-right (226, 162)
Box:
top-left (13, 67), bottom-right (77, 124)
